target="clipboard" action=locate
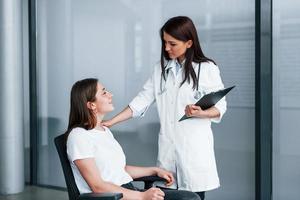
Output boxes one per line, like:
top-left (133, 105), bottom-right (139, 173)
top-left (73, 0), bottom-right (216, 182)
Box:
top-left (179, 86), bottom-right (235, 122)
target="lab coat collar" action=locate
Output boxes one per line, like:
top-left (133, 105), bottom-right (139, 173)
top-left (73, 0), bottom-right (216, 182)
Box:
top-left (165, 59), bottom-right (185, 70)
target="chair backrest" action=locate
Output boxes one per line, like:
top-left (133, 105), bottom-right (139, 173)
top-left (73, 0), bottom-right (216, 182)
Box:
top-left (54, 134), bottom-right (80, 200)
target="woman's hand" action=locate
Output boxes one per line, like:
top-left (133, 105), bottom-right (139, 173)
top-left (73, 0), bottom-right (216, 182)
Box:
top-left (155, 168), bottom-right (174, 186)
top-left (184, 104), bottom-right (208, 118)
top-left (141, 187), bottom-right (165, 200)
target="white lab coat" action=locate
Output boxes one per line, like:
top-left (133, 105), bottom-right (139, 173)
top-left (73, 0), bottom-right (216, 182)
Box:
top-left (129, 59), bottom-right (227, 192)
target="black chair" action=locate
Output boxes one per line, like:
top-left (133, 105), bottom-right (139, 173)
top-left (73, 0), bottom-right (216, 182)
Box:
top-left (54, 134), bottom-right (165, 200)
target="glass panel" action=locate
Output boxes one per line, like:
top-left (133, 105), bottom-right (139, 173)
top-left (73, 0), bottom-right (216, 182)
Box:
top-left (196, 1), bottom-right (255, 199)
top-left (273, 0), bottom-right (300, 199)
top-left (36, 0), bottom-right (73, 186)
top-left (36, 0), bottom-right (255, 198)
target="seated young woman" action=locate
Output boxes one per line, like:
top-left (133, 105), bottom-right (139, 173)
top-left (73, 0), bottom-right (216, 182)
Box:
top-left (65, 78), bottom-right (200, 200)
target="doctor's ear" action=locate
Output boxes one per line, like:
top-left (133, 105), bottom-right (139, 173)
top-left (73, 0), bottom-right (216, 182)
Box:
top-left (86, 101), bottom-right (96, 111)
top-left (186, 40), bottom-right (193, 48)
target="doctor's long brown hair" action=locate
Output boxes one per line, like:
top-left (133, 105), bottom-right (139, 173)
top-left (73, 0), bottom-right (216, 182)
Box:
top-left (65, 78), bottom-right (98, 140)
top-left (160, 16), bottom-right (216, 89)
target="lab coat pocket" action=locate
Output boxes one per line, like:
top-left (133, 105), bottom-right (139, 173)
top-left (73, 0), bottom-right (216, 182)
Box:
top-left (185, 126), bottom-right (210, 172)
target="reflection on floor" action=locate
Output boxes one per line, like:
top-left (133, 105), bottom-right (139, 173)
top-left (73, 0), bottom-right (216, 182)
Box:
top-left (0, 186), bottom-right (68, 200)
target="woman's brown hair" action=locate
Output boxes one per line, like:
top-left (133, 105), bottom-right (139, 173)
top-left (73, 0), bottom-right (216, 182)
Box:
top-left (65, 78), bottom-right (98, 139)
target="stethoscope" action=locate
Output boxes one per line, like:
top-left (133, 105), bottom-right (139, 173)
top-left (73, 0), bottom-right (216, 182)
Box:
top-left (158, 61), bottom-right (170, 95)
top-left (159, 62), bottom-right (204, 100)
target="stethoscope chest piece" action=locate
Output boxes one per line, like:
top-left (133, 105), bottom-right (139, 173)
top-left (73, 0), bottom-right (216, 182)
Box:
top-left (194, 90), bottom-right (203, 100)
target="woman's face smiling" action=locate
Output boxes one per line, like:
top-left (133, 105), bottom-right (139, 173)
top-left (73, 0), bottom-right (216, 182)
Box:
top-left (163, 31), bottom-right (192, 62)
top-left (92, 83), bottom-right (114, 115)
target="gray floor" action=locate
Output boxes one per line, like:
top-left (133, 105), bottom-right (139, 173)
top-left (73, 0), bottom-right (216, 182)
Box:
top-left (0, 186), bottom-right (68, 200)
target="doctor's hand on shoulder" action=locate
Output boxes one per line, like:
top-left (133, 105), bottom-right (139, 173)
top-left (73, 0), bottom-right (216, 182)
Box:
top-left (102, 106), bottom-right (133, 127)
top-left (101, 119), bottom-right (114, 128)
top-left (185, 104), bottom-right (221, 119)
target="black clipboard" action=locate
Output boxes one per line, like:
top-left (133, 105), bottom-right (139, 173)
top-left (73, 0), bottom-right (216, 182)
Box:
top-left (179, 86), bottom-right (235, 122)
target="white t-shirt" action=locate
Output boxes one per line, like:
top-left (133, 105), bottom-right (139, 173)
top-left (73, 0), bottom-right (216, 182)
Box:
top-left (66, 127), bottom-right (133, 194)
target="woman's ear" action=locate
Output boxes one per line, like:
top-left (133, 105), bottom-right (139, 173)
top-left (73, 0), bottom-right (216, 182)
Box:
top-left (86, 101), bottom-right (96, 111)
top-left (186, 40), bottom-right (193, 48)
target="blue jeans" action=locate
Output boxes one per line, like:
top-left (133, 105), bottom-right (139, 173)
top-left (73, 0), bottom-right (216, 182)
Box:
top-left (122, 182), bottom-right (200, 200)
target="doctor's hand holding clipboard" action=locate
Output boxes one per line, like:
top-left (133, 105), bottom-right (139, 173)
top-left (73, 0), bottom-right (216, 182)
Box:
top-left (181, 86), bottom-right (235, 121)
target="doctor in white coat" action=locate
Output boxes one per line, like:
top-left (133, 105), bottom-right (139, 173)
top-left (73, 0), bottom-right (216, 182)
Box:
top-left (103, 16), bottom-right (227, 200)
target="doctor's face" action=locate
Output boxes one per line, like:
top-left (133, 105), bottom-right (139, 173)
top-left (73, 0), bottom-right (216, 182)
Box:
top-left (163, 32), bottom-right (192, 62)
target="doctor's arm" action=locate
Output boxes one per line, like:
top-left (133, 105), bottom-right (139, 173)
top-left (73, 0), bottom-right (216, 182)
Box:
top-left (185, 105), bottom-right (220, 119)
top-left (103, 70), bottom-right (156, 128)
top-left (185, 63), bottom-right (226, 121)
top-left (102, 106), bottom-right (133, 127)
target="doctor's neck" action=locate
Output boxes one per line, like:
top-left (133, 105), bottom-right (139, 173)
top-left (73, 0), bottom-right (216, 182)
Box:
top-left (177, 55), bottom-right (185, 64)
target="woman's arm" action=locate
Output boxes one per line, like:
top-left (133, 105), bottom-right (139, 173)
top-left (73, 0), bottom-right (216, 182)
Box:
top-left (74, 159), bottom-right (164, 200)
top-left (75, 158), bottom-right (141, 199)
top-left (125, 165), bottom-right (174, 186)
top-left (102, 106), bottom-right (133, 127)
